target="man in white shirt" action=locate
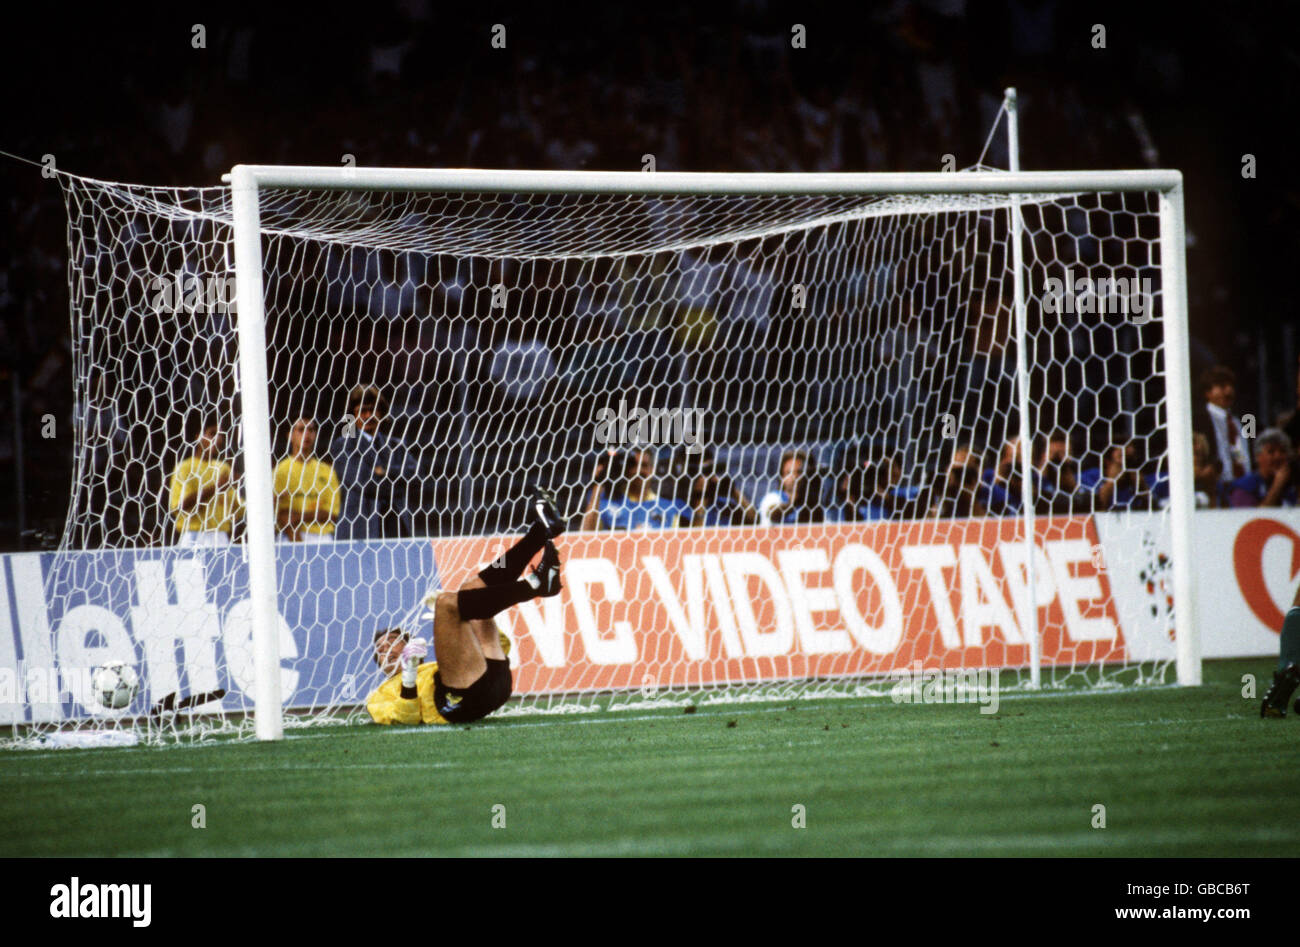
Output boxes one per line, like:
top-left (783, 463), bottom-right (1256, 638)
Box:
top-left (1201, 365), bottom-right (1249, 485)
top-left (758, 449), bottom-right (823, 525)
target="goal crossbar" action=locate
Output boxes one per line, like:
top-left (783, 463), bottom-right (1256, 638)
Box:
top-left (223, 165), bottom-right (1183, 196)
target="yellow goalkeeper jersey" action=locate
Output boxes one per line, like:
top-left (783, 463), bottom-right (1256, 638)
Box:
top-left (366, 662), bottom-right (449, 726)
top-left (366, 630), bottom-right (512, 726)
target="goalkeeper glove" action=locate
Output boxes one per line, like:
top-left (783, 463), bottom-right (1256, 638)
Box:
top-left (400, 637), bottom-right (428, 690)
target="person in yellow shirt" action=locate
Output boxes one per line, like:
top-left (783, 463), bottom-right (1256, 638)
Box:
top-left (273, 418), bottom-right (342, 543)
top-left (367, 490), bottom-right (567, 726)
top-left (167, 416), bottom-right (243, 547)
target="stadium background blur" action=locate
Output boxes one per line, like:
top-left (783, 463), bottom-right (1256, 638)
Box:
top-left (1, 0), bottom-right (1296, 549)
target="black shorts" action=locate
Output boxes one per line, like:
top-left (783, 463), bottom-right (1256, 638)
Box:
top-left (433, 658), bottom-right (513, 723)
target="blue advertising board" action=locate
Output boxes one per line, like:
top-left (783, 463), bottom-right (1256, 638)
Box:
top-left (0, 540), bottom-right (442, 724)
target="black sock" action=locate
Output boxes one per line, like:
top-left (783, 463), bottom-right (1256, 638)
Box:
top-left (1278, 607), bottom-right (1300, 671)
top-left (458, 579), bottom-right (538, 620)
top-left (478, 521), bottom-right (549, 585)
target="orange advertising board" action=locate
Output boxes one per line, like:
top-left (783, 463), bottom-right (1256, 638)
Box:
top-left (428, 518), bottom-right (1125, 694)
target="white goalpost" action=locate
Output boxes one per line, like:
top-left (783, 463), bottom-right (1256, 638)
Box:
top-left (230, 166), bottom-right (284, 741)
top-left (5, 149), bottom-right (1198, 748)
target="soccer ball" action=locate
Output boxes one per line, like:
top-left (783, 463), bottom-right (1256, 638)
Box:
top-left (91, 661), bottom-right (140, 710)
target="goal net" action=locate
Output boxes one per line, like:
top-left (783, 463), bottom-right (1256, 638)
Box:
top-left (3, 166), bottom-right (1195, 747)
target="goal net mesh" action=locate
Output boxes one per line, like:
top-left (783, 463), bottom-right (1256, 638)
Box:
top-left (5, 172), bottom-right (1177, 746)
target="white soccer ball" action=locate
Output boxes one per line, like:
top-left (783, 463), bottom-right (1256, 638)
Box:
top-left (91, 661), bottom-right (140, 710)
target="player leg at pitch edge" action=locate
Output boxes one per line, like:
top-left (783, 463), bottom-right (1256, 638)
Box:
top-left (1260, 585), bottom-right (1300, 718)
top-left (367, 491), bottom-right (568, 726)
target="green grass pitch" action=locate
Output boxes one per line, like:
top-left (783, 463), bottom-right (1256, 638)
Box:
top-left (2, 658), bottom-right (1296, 857)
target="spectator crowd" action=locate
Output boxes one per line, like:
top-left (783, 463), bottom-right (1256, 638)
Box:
top-left (162, 353), bottom-right (1300, 547)
top-left (3, 2), bottom-right (1297, 548)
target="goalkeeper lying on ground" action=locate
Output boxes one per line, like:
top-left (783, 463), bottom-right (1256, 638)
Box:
top-left (367, 491), bottom-right (566, 725)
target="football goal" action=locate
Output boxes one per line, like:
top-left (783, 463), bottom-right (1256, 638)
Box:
top-left (4, 154), bottom-right (1196, 747)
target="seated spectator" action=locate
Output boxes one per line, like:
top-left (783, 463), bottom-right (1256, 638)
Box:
top-left (666, 445), bottom-right (759, 527)
top-left (331, 386), bottom-right (421, 541)
top-left (982, 436), bottom-right (1020, 514)
top-left (581, 448), bottom-right (691, 530)
top-left (167, 414), bottom-right (242, 547)
top-left (273, 417), bottom-right (342, 543)
top-left (891, 479), bottom-right (928, 520)
top-left (929, 444), bottom-right (988, 519)
top-left (833, 454), bottom-right (900, 522)
top-left (984, 433), bottom-right (1085, 515)
top-left (1192, 431), bottom-right (1223, 508)
top-left (1201, 365), bottom-right (1250, 486)
top-left (757, 449), bottom-right (824, 525)
top-left (1229, 429), bottom-right (1297, 508)
top-left (1079, 443), bottom-right (1157, 512)
top-left (1035, 431), bottom-right (1084, 514)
